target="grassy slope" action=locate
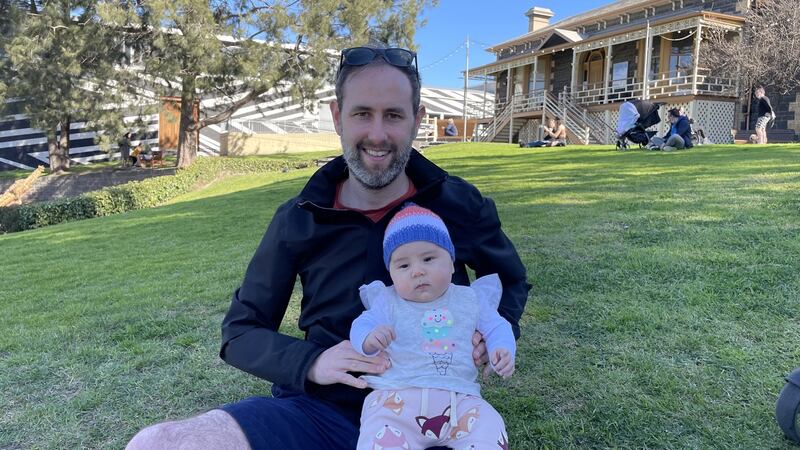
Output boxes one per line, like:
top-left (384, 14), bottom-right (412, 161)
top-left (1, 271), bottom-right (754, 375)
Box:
top-left (1, 144), bottom-right (799, 448)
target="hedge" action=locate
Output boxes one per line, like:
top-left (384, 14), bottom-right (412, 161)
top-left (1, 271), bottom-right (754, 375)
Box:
top-left (0, 156), bottom-right (318, 233)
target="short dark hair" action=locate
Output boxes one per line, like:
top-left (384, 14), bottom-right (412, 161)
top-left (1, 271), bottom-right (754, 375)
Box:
top-left (668, 108), bottom-right (681, 118)
top-left (334, 43), bottom-right (422, 116)
top-left (554, 116), bottom-right (562, 121)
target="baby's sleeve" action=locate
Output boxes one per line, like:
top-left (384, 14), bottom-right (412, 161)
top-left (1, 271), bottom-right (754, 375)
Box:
top-left (474, 274), bottom-right (516, 360)
top-left (350, 281), bottom-right (393, 356)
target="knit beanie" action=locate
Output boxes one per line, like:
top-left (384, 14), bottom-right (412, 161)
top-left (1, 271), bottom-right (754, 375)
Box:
top-left (383, 203), bottom-right (456, 268)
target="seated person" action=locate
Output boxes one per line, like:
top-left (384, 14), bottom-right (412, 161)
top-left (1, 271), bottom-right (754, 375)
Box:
top-left (520, 117), bottom-right (567, 147)
top-left (657, 108), bottom-right (693, 151)
top-left (444, 118), bottom-right (458, 137)
top-left (130, 144), bottom-right (143, 166)
top-left (136, 142), bottom-right (154, 166)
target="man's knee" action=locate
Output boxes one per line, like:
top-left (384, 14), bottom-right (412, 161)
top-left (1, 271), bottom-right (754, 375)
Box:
top-left (126, 410), bottom-right (249, 450)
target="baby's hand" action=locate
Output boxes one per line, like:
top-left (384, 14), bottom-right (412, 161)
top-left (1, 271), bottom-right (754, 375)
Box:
top-left (363, 325), bottom-right (395, 355)
top-left (490, 348), bottom-right (515, 379)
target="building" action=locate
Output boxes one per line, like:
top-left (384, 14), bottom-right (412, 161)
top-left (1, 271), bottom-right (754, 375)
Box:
top-left (0, 84), bottom-right (492, 171)
top-left (469, 0), bottom-right (798, 145)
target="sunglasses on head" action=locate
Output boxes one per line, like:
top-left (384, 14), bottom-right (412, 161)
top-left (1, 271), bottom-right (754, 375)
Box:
top-left (336, 47), bottom-right (418, 77)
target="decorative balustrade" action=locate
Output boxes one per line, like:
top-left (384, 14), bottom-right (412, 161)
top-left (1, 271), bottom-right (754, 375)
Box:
top-left (570, 68), bottom-right (738, 106)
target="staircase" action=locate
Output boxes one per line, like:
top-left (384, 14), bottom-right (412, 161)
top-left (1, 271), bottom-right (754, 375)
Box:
top-left (475, 101), bottom-right (513, 143)
top-left (476, 90), bottom-right (616, 145)
top-left (553, 92), bottom-right (614, 145)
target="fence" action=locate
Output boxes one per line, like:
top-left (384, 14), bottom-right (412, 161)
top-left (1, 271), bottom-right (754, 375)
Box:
top-left (226, 119), bottom-right (341, 155)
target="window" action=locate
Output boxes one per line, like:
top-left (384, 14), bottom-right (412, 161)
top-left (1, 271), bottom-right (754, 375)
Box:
top-left (513, 68), bottom-right (524, 95)
top-left (648, 36), bottom-right (661, 78)
top-left (668, 31), bottom-right (694, 77)
top-left (612, 62), bottom-right (628, 89)
top-left (528, 61), bottom-right (546, 93)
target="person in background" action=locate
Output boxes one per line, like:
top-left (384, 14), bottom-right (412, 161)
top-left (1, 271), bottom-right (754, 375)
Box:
top-left (118, 132), bottom-right (133, 167)
top-left (520, 117), bottom-right (566, 148)
top-left (754, 86), bottom-right (775, 144)
top-left (659, 108), bottom-right (693, 151)
top-left (444, 118), bottom-right (458, 137)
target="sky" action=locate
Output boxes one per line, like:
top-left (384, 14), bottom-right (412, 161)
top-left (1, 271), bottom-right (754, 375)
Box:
top-left (414, 0), bottom-right (610, 89)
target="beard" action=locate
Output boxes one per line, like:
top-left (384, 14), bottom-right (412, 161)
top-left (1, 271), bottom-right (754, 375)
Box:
top-left (343, 138), bottom-right (412, 190)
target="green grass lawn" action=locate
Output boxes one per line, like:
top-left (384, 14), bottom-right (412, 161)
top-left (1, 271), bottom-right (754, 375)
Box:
top-left (1, 144), bottom-right (799, 448)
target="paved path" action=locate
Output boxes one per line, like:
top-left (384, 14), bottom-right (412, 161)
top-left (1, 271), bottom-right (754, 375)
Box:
top-left (0, 167), bottom-right (176, 204)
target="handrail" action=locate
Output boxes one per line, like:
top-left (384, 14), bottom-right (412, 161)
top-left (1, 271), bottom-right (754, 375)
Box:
top-left (544, 93), bottom-right (589, 144)
top-left (557, 91), bottom-right (615, 143)
top-left (571, 68), bottom-right (738, 106)
top-left (557, 91), bottom-right (607, 132)
top-left (476, 100), bottom-right (513, 142)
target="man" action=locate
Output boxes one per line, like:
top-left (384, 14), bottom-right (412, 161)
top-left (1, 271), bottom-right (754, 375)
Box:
top-left (520, 117), bottom-right (566, 148)
top-left (544, 117), bottom-right (567, 147)
top-left (754, 86), bottom-right (774, 144)
top-left (126, 44), bottom-right (530, 449)
top-left (659, 108), bottom-right (693, 151)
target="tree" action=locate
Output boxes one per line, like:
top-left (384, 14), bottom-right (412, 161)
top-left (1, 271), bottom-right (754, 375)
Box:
top-left (702, 0), bottom-right (800, 95)
top-left (99, 0), bottom-right (437, 168)
top-left (1, 1), bottom-right (128, 172)
top-left (0, 0), bottom-right (131, 172)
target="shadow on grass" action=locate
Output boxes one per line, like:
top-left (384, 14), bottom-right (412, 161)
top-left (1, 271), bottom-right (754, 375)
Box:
top-left (2, 145), bottom-right (800, 448)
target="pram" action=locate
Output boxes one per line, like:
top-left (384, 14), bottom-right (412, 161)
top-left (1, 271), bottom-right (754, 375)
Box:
top-left (615, 100), bottom-right (664, 150)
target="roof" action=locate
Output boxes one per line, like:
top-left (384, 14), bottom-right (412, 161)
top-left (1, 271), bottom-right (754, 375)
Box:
top-left (470, 9), bottom-right (744, 76)
top-left (488, 0), bottom-right (689, 52)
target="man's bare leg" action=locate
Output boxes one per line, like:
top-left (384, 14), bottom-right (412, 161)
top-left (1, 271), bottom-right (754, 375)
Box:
top-left (126, 409), bottom-right (250, 450)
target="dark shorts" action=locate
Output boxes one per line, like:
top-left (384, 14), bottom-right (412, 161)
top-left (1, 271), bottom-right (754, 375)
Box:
top-left (220, 389), bottom-right (451, 450)
top-left (221, 392), bottom-right (359, 450)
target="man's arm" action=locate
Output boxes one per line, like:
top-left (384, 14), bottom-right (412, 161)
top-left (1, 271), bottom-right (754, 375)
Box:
top-left (219, 203), bottom-right (324, 393)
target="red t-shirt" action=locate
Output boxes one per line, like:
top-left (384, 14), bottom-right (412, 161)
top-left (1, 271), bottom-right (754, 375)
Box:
top-left (333, 180), bottom-right (417, 223)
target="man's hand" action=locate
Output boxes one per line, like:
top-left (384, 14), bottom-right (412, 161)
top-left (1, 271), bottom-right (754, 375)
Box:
top-left (490, 348), bottom-right (515, 379)
top-left (471, 331), bottom-right (492, 377)
top-left (363, 325), bottom-right (395, 355)
top-left (307, 340), bottom-right (390, 389)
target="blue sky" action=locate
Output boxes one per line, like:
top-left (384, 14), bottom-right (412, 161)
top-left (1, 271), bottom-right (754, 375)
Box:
top-left (415, 0), bottom-right (610, 89)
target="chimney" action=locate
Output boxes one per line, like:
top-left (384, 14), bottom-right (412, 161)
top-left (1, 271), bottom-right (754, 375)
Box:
top-left (525, 7), bottom-right (555, 33)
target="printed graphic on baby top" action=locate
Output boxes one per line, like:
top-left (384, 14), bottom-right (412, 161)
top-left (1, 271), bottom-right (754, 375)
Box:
top-left (420, 308), bottom-right (456, 375)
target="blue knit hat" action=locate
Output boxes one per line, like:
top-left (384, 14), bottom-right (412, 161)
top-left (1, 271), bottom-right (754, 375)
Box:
top-left (383, 203), bottom-right (455, 268)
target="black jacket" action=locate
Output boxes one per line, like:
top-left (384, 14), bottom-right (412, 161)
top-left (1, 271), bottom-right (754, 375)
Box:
top-left (220, 150), bottom-right (531, 424)
top-left (663, 115), bottom-right (693, 148)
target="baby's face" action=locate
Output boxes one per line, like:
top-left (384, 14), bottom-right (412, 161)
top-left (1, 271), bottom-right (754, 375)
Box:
top-left (388, 241), bottom-right (454, 303)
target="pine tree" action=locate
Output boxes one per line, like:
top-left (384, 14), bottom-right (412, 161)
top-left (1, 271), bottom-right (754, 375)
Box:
top-left (1, 0), bottom-right (130, 172)
top-left (100, 0), bottom-right (437, 168)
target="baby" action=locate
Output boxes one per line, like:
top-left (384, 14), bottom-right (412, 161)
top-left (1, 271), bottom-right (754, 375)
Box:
top-left (350, 203), bottom-right (516, 450)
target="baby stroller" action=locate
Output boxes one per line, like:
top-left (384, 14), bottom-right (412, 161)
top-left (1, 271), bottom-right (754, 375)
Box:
top-left (616, 100), bottom-right (664, 150)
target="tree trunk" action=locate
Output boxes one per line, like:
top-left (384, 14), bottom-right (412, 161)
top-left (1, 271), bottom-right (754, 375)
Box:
top-left (177, 76), bottom-right (198, 168)
top-left (48, 119), bottom-right (71, 173)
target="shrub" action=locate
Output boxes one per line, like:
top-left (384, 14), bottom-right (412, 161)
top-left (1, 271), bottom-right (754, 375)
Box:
top-left (0, 156), bottom-right (316, 233)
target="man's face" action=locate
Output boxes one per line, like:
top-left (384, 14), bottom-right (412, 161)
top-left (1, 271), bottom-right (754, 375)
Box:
top-left (331, 64), bottom-right (424, 190)
top-left (755, 89), bottom-right (764, 98)
top-left (388, 241), bottom-right (454, 303)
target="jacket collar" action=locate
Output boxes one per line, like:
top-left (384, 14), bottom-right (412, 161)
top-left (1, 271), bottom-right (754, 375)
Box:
top-left (297, 149), bottom-right (448, 208)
